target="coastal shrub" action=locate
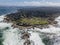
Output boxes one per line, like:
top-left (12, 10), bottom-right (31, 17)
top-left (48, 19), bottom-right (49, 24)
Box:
top-left (16, 17), bottom-right (49, 26)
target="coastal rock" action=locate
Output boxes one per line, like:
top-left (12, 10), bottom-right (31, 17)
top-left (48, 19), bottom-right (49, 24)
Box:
top-left (24, 39), bottom-right (31, 45)
top-left (21, 31), bottom-right (30, 39)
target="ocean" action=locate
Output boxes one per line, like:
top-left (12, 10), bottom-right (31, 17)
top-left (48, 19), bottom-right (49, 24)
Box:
top-left (0, 6), bottom-right (21, 15)
top-left (0, 6), bottom-right (60, 45)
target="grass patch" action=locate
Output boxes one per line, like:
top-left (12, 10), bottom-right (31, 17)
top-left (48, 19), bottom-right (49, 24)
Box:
top-left (16, 17), bottom-right (49, 26)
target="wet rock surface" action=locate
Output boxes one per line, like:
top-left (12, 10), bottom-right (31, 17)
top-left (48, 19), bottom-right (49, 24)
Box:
top-left (21, 31), bottom-right (31, 45)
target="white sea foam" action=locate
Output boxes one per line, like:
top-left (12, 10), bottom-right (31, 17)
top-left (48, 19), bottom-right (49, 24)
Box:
top-left (0, 15), bottom-right (60, 45)
top-left (3, 28), bottom-right (23, 45)
top-left (0, 15), bottom-right (24, 45)
top-left (30, 32), bottom-right (45, 45)
top-left (31, 16), bottom-right (60, 34)
top-left (0, 15), bottom-right (5, 21)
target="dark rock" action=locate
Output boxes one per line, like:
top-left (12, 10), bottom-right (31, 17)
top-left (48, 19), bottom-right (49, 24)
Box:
top-left (21, 32), bottom-right (30, 39)
top-left (24, 39), bottom-right (31, 45)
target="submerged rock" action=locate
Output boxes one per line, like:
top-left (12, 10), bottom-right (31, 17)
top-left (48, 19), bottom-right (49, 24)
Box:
top-left (24, 39), bottom-right (31, 45)
top-left (21, 31), bottom-right (30, 39)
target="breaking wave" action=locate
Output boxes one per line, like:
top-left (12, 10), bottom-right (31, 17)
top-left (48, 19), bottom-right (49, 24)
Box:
top-left (0, 15), bottom-right (60, 45)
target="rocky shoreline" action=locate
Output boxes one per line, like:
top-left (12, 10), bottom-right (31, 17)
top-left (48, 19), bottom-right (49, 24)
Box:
top-left (3, 15), bottom-right (58, 30)
top-left (2, 11), bottom-right (59, 45)
top-left (3, 8), bottom-right (60, 30)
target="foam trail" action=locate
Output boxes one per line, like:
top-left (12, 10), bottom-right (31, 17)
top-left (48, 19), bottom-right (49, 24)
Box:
top-left (0, 15), bottom-right (45, 45)
top-left (1, 15), bottom-right (60, 45)
top-left (30, 32), bottom-right (45, 45)
top-left (3, 28), bottom-right (24, 45)
top-left (0, 15), bottom-right (25, 45)
top-left (0, 15), bottom-right (12, 29)
top-left (0, 15), bottom-right (5, 22)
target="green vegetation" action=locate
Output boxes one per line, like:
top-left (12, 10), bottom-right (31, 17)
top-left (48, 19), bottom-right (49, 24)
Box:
top-left (16, 17), bottom-right (49, 26)
top-left (6, 7), bottom-right (57, 27)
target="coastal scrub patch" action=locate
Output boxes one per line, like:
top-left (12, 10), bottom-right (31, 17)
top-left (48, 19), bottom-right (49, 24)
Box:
top-left (16, 17), bottom-right (49, 26)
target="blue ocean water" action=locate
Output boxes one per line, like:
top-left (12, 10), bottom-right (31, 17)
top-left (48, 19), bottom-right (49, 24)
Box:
top-left (0, 6), bottom-right (21, 15)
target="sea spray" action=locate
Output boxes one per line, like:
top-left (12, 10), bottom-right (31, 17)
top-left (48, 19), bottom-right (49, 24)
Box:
top-left (3, 28), bottom-right (23, 45)
top-left (30, 31), bottom-right (45, 45)
top-left (1, 15), bottom-right (60, 45)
